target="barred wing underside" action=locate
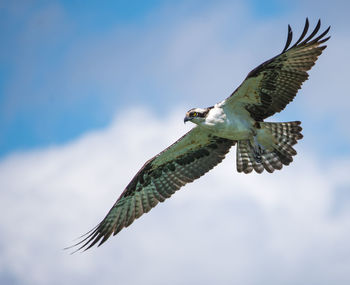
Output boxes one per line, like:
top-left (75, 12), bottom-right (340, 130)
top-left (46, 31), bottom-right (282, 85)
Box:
top-left (223, 18), bottom-right (330, 121)
top-left (71, 127), bottom-right (234, 251)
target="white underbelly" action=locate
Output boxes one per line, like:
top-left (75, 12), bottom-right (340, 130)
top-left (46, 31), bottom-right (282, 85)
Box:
top-left (216, 121), bottom-right (252, 140)
top-left (200, 105), bottom-right (255, 140)
top-left (204, 116), bottom-right (254, 140)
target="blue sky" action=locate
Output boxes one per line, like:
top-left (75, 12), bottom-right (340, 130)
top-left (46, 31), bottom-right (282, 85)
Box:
top-left (1, 0), bottom-right (160, 155)
top-left (0, 0), bottom-right (326, 158)
top-left (1, 1), bottom-right (350, 285)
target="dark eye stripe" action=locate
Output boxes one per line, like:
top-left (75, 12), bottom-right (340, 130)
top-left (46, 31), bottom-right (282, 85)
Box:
top-left (189, 110), bottom-right (208, 118)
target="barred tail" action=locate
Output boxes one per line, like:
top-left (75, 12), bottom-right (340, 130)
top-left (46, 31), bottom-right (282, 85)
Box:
top-left (236, 121), bottom-right (303, 174)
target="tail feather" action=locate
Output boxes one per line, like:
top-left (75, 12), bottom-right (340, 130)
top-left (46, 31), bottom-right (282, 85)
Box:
top-left (236, 140), bottom-right (264, 173)
top-left (236, 121), bottom-right (303, 174)
top-left (262, 152), bottom-right (283, 173)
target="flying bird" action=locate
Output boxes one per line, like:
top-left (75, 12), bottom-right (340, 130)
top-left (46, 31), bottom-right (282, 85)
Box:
top-left (71, 18), bottom-right (330, 251)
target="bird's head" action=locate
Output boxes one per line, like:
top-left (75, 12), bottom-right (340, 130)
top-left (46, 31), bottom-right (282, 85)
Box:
top-left (184, 107), bottom-right (212, 124)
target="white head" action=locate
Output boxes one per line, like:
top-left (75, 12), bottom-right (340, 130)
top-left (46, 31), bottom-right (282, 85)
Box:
top-left (184, 107), bottom-right (212, 125)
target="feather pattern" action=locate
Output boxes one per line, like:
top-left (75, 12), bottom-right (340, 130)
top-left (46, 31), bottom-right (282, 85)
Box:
top-left (236, 121), bottom-right (303, 173)
top-left (68, 19), bottom-right (330, 253)
top-left (223, 18), bottom-right (330, 121)
top-left (70, 127), bottom-right (234, 251)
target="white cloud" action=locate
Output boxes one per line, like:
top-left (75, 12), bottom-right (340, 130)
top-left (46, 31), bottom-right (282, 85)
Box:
top-left (1, 1), bottom-right (350, 284)
top-left (0, 107), bottom-right (350, 285)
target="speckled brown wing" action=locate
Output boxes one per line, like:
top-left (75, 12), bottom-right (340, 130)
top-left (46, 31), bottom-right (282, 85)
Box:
top-left (71, 127), bottom-right (234, 251)
top-left (222, 18), bottom-right (330, 121)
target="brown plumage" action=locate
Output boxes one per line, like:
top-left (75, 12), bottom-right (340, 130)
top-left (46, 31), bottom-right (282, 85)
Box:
top-left (222, 18), bottom-right (329, 174)
top-left (236, 121), bottom-right (303, 174)
top-left (68, 19), bottom-right (330, 252)
top-left (226, 18), bottom-right (330, 121)
top-left (70, 128), bottom-right (234, 252)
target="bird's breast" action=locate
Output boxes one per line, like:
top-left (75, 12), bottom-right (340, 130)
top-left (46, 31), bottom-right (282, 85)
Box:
top-left (202, 107), bottom-right (254, 140)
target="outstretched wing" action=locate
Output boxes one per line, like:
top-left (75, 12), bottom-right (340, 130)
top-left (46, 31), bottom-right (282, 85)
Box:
top-left (222, 18), bottom-right (330, 121)
top-left (71, 127), bottom-right (234, 251)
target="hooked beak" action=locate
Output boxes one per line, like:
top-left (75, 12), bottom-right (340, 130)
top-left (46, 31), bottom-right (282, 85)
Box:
top-left (184, 116), bottom-right (191, 123)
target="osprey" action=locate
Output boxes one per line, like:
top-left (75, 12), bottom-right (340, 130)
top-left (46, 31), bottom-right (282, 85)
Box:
top-left (71, 19), bottom-right (330, 251)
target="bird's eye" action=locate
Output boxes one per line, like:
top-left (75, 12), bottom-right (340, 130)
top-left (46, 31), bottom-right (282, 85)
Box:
top-left (192, 112), bottom-right (198, 117)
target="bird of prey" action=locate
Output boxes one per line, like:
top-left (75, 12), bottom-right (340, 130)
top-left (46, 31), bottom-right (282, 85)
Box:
top-left (71, 19), bottom-right (330, 251)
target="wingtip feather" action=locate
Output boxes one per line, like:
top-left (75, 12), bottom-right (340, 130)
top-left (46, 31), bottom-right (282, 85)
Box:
top-left (282, 18), bottom-right (330, 52)
top-left (282, 25), bottom-right (293, 53)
